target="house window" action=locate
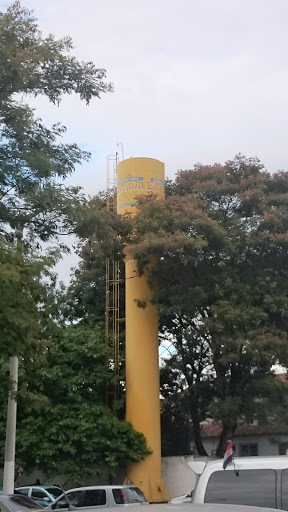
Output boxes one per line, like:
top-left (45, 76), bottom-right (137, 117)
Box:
top-left (279, 443), bottom-right (288, 455)
top-left (239, 443), bottom-right (258, 456)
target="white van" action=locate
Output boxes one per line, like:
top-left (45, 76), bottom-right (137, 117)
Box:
top-left (188, 456), bottom-right (288, 510)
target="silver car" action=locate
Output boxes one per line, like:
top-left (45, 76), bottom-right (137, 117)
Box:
top-left (48, 485), bottom-right (148, 510)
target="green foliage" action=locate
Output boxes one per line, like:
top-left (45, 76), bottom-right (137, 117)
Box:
top-left (0, 1), bottom-right (112, 243)
top-left (0, 239), bottom-right (55, 357)
top-left (0, 1), bottom-right (112, 104)
top-left (0, 0), bottom-right (151, 481)
top-left (153, 156), bottom-right (288, 455)
top-left (17, 403), bottom-right (150, 481)
top-left (160, 394), bottom-right (193, 457)
top-left (66, 198), bottom-right (120, 322)
top-left (159, 315), bottom-right (213, 456)
top-left (0, 324), bottom-right (150, 480)
top-left (0, 0), bottom-right (113, 401)
top-left (82, 155), bottom-right (288, 457)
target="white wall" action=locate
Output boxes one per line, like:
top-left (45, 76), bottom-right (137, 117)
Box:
top-left (161, 456), bottom-right (197, 499)
top-left (0, 457), bottom-right (198, 500)
top-left (3, 444), bottom-right (288, 501)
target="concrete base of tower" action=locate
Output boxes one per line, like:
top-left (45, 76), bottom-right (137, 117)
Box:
top-left (124, 461), bottom-right (170, 503)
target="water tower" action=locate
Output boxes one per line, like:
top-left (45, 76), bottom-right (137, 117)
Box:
top-left (117, 157), bottom-right (169, 503)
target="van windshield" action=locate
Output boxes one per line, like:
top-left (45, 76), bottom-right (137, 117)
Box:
top-left (204, 469), bottom-right (277, 509)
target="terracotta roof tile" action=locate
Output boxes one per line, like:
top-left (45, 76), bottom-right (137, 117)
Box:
top-left (200, 421), bottom-right (286, 438)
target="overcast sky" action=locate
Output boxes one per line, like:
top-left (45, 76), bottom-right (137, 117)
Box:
top-left (2, 0), bottom-right (288, 281)
top-left (3, 0), bottom-right (288, 193)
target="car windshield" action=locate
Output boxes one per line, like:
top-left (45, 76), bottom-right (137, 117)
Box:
top-left (0, 495), bottom-right (42, 511)
top-left (124, 487), bottom-right (148, 503)
top-left (45, 488), bottom-right (63, 499)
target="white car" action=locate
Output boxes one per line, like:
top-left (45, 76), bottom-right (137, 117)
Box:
top-left (188, 455), bottom-right (288, 509)
top-left (93, 503), bottom-right (288, 512)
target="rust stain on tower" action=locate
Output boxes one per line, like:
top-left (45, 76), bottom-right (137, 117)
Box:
top-left (117, 157), bottom-right (169, 503)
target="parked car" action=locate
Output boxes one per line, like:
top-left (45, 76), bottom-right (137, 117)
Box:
top-left (15, 486), bottom-right (64, 508)
top-left (0, 494), bottom-right (43, 512)
top-left (188, 455), bottom-right (288, 510)
top-left (47, 485), bottom-right (148, 510)
top-left (96, 505), bottom-right (288, 512)
top-left (0, 497), bottom-right (282, 512)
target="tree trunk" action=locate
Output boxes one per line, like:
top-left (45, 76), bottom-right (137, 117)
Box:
top-left (192, 419), bottom-right (208, 456)
top-left (216, 422), bottom-right (237, 458)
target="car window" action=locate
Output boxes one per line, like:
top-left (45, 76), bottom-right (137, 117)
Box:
top-left (51, 495), bottom-right (69, 510)
top-left (82, 490), bottom-right (106, 507)
top-left (53, 491), bottom-right (84, 509)
top-left (123, 487), bottom-right (147, 503)
top-left (113, 487), bottom-right (147, 504)
top-left (281, 468), bottom-right (288, 510)
top-left (112, 490), bottom-right (125, 504)
top-left (46, 488), bottom-right (63, 499)
top-left (31, 489), bottom-right (47, 499)
top-left (15, 489), bottom-right (29, 496)
top-left (204, 469), bottom-right (277, 508)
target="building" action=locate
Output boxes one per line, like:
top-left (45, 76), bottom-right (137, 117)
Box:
top-left (199, 420), bottom-right (288, 457)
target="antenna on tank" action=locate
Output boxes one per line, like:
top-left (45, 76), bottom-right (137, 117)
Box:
top-left (117, 141), bottom-right (124, 161)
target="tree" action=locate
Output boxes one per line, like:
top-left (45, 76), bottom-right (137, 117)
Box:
top-left (0, 0), bottom-right (113, 355)
top-left (0, 324), bottom-right (150, 481)
top-left (0, 0), bottom-right (155, 482)
top-left (0, 237), bottom-right (62, 480)
top-left (65, 194), bottom-right (128, 324)
top-left (71, 156), bottom-right (288, 458)
top-left (123, 155), bottom-right (288, 456)
top-left (0, 239), bottom-right (56, 357)
top-left (0, 1), bottom-right (113, 246)
top-left (159, 316), bottom-right (213, 456)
